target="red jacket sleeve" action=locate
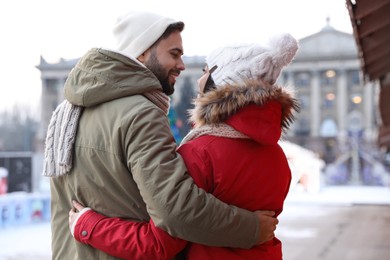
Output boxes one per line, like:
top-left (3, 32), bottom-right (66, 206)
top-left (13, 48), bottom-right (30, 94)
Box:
top-left (74, 210), bottom-right (187, 260)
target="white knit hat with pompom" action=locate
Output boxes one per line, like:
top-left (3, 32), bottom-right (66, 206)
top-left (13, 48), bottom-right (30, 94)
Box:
top-left (205, 33), bottom-right (299, 86)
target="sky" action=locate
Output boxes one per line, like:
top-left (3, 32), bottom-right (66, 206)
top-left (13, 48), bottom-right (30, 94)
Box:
top-left (0, 0), bottom-right (353, 116)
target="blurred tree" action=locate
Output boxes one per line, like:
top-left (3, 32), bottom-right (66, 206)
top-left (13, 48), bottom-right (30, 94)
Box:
top-left (0, 106), bottom-right (38, 151)
top-left (174, 76), bottom-right (195, 139)
top-left (168, 106), bottom-right (183, 144)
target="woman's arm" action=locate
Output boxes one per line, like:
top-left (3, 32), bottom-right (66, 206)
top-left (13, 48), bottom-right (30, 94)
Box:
top-left (69, 201), bottom-right (187, 260)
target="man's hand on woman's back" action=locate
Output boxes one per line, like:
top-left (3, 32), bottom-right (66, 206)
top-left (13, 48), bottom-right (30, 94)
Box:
top-left (255, 210), bottom-right (278, 244)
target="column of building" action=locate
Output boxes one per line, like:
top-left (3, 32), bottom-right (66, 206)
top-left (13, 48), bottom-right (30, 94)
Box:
top-left (57, 78), bottom-right (66, 104)
top-left (310, 70), bottom-right (321, 137)
top-left (336, 69), bottom-right (348, 140)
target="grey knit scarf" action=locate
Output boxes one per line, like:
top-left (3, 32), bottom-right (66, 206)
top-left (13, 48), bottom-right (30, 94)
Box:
top-left (43, 90), bottom-right (169, 177)
top-left (43, 100), bottom-right (83, 177)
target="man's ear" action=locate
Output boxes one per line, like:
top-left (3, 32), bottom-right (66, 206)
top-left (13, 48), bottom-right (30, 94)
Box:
top-left (137, 53), bottom-right (146, 63)
top-left (137, 48), bottom-right (151, 64)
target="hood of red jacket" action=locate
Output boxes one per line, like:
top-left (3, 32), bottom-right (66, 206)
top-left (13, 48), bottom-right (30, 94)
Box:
top-left (188, 79), bottom-right (299, 144)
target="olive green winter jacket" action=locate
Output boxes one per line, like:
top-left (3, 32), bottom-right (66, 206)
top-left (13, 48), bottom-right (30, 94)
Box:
top-left (50, 48), bottom-right (259, 260)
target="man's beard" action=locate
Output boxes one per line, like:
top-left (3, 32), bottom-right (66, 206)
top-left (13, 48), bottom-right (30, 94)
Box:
top-left (145, 53), bottom-right (176, 96)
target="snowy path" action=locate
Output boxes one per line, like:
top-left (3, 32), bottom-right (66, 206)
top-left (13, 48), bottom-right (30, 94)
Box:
top-left (0, 223), bottom-right (51, 260)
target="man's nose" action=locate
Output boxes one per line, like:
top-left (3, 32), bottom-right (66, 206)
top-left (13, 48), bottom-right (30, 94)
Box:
top-left (177, 58), bottom-right (185, 71)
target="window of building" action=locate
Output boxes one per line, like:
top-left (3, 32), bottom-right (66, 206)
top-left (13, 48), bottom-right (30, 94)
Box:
top-left (323, 92), bottom-right (335, 109)
top-left (349, 93), bottom-right (362, 110)
top-left (320, 69), bottom-right (337, 86)
top-left (348, 70), bottom-right (360, 87)
top-left (45, 79), bottom-right (59, 94)
top-left (299, 95), bottom-right (310, 110)
top-left (295, 72), bottom-right (310, 87)
top-left (295, 117), bottom-right (310, 136)
top-left (320, 118), bottom-right (338, 137)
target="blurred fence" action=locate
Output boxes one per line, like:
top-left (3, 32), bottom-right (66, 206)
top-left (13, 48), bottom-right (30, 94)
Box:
top-left (0, 192), bottom-right (50, 229)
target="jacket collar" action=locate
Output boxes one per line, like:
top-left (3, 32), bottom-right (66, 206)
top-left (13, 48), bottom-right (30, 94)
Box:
top-left (189, 79), bottom-right (300, 134)
top-left (64, 48), bottom-right (162, 107)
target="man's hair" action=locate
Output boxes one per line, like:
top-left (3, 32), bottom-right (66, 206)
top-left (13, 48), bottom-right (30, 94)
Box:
top-left (151, 22), bottom-right (185, 48)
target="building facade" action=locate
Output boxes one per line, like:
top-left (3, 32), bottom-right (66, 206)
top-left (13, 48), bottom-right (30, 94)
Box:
top-left (278, 21), bottom-right (384, 185)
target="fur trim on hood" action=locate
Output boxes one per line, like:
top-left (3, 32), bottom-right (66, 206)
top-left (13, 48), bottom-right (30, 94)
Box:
top-left (189, 79), bottom-right (300, 132)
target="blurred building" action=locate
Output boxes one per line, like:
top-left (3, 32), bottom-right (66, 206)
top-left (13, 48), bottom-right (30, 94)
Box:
top-left (279, 19), bottom-right (387, 185)
top-left (36, 19), bottom-right (388, 186)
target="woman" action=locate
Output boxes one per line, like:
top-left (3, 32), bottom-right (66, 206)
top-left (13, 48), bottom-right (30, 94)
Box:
top-left (69, 33), bottom-right (299, 260)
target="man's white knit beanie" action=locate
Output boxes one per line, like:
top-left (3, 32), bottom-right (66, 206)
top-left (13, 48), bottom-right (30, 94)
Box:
top-left (206, 33), bottom-right (299, 86)
top-left (113, 11), bottom-right (178, 58)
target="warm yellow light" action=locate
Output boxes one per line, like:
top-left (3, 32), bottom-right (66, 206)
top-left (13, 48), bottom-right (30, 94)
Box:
top-left (352, 96), bottom-right (362, 104)
top-left (326, 70), bottom-right (336, 78)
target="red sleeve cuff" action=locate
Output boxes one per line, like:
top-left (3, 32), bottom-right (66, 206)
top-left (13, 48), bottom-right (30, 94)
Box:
top-left (74, 210), bottom-right (106, 244)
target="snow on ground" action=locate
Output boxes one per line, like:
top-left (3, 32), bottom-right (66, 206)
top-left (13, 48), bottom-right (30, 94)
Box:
top-left (0, 223), bottom-right (51, 260)
top-left (0, 186), bottom-right (389, 259)
top-left (286, 185), bottom-right (390, 205)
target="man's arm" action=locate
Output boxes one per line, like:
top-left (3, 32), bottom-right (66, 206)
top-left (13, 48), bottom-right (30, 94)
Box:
top-left (126, 104), bottom-right (274, 248)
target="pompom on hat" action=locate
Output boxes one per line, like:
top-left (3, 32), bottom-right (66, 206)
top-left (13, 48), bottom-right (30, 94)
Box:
top-left (113, 11), bottom-right (179, 58)
top-left (206, 33), bottom-right (299, 86)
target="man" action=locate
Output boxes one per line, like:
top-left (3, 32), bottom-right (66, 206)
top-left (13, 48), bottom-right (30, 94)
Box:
top-left (44, 11), bottom-right (277, 259)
